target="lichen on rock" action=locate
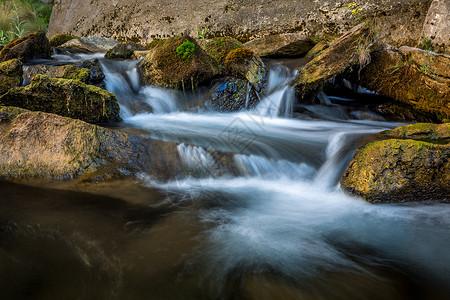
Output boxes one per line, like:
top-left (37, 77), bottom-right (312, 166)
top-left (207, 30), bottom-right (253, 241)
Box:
top-left (137, 36), bottom-right (220, 90)
top-left (0, 74), bottom-right (121, 123)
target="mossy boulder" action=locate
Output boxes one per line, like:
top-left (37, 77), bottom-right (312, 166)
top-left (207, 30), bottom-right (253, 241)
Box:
top-left (105, 42), bottom-right (147, 59)
top-left (0, 31), bottom-right (51, 63)
top-left (244, 33), bottom-right (315, 58)
top-left (0, 59), bottom-right (23, 94)
top-left (49, 34), bottom-right (80, 48)
top-left (137, 36), bottom-right (220, 90)
top-left (293, 24), bottom-right (375, 97)
top-left (0, 106), bottom-right (181, 181)
top-left (60, 36), bottom-right (120, 53)
top-left (224, 48), bottom-right (266, 86)
top-left (23, 64), bottom-right (91, 85)
top-left (305, 41), bottom-right (329, 59)
top-left (210, 77), bottom-right (261, 112)
top-left (341, 123), bottom-right (450, 203)
top-left (199, 37), bottom-right (244, 66)
top-left (75, 59), bottom-right (106, 87)
top-left (360, 44), bottom-right (450, 123)
top-left (0, 75), bottom-right (121, 123)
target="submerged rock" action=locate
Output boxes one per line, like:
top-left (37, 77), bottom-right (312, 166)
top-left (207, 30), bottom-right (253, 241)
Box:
top-left (210, 77), bottom-right (261, 112)
top-left (341, 123), bottom-right (450, 203)
top-left (0, 31), bottom-right (51, 63)
top-left (137, 36), bottom-right (220, 90)
top-left (0, 59), bottom-right (23, 94)
top-left (199, 37), bottom-right (244, 66)
top-left (0, 75), bottom-right (120, 123)
top-left (105, 42), bottom-right (147, 59)
top-left (244, 33), bottom-right (315, 58)
top-left (294, 24), bottom-right (375, 97)
top-left (360, 44), bottom-right (450, 123)
top-left (23, 64), bottom-right (91, 85)
top-left (60, 36), bottom-right (120, 53)
top-left (49, 33), bottom-right (80, 48)
top-left (0, 106), bottom-right (180, 181)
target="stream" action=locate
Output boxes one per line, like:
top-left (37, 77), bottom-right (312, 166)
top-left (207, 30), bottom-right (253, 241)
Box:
top-left (1, 53), bottom-right (449, 300)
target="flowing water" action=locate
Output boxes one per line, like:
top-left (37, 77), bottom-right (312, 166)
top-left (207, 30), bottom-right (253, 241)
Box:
top-left (2, 54), bottom-right (449, 300)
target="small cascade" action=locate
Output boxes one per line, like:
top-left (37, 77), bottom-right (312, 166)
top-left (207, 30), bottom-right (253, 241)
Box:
top-left (177, 144), bottom-right (219, 176)
top-left (140, 86), bottom-right (178, 114)
top-left (254, 64), bottom-right (297, 118)
top-left (234, 154), bottom-right (315, 180)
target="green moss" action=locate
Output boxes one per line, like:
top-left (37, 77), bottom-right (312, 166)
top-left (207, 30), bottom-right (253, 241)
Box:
top-left (49, 34), bottom-right (80, 47)
top-left (224, 48), bottom-right (254, 67)
top-left (176, 41), bottom-right (195, 60)
top-left (201, 37), bottom-right (243, 65)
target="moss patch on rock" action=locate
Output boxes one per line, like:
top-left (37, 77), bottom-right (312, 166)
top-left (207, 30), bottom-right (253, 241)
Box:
top-left (49, 34), bottom-right (80, 48)
top-left (0, 74), bottom-right (121, 123)
top-left (341, 123), bottom-right (450, 203)
top-left (0, 59), bottom-right (23, 94)
top-left (0, 31), bottom-right (51, 63)
top-left (199, 37), bottom-right (243, 66)
top-left (137, 36), bottom-right (220, 90)
top-left (224, 48), bottom-right (266, 86)
top-left (0, 106), bottom-right (181, 181)
top-left (23, 64), bottom-right (92, 85)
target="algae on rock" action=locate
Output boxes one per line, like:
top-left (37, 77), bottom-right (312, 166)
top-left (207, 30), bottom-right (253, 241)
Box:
top-left (341, 123), bottom-right (450, 203)
top-left (0, 75), bottom-right (121, 123)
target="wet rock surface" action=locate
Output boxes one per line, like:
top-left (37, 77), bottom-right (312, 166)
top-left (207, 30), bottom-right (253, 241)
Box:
top-left (341, 123), bottom-right (450, 203)
top-left (0, 75), bottom-right (121, 123)
top-left (0, 106), bottom-right (181, 181)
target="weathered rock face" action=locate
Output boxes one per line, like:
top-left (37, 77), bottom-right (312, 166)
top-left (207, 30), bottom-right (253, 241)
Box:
top-left (421, 0), bottom-right (449, 53)
top-left (244, 33), bottom-right (315, 58)
top-left (360, 44), bottom-right (450, 122)
top-left (0, 31), bottom-right (51, 63)
top-left (224, 48), bottom-right (266, 86)
top-left (294, 24), bottom-right (375, 96)
top-left (23, 64), bottom-right (91, 85)
top-left (60, 36), bottom-right (120, 53)
top-left (105, 42), bottom-right (147, 59)
top-left (0, 75), bottom-right (121, 123)
top-left (48, 0), bottom-right (432, 48)
top-left (137, 36), bottom-right (220, 90)
top-left (341, 123), bottom-right (450, 203)
top-left (0, 106), bottom-right (181, 181)
top-left (0, 59), bottom-right (23, 94)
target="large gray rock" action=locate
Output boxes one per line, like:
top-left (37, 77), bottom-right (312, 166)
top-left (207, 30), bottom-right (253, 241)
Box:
top-left (421, 0), bottom-right (449, 53)
top-left (60, 36), bottom-right (120, 53)
top-left (48, 0), bottom-right (432, 47)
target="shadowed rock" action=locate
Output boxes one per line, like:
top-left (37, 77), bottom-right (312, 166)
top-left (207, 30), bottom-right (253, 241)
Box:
top-left (0, 31), bottom-right (51, 63)
top-left (244, 33), bottom-right (315, 58)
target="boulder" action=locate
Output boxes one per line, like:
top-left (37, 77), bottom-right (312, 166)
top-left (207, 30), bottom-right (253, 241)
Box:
top-left (137, 36), bottom-right (220, 90)
top-left (0, 106), bottom-right (181, 181)
top-left (105, 42), bottom-right (147, 59)
top-left (244, 33), bottom-right (315, 58)
top-left (199, 37), bottom-right (243, 65)
top-left (60, 36), bottom-right (120, 53)
top-left (48, 0), bottom-right (431, 48)
top-left (23, 64), bottom-right (91, 85)
top-left (421, 0), bottom-right (449, 53)
top-left (49, 33), bottom-right (80, 48)
top-left (75, 59), bottom-right (106, 86)
top-left (294, 24), bottom-right (375, 97)
top-left (0, 31), bottom-right (51, 63)
top-left (360, 44), bottom-right (450, 122)
top-left (224, 48), bottom-right (266, 87)
top-left (0, 59), bottom-right (23, 94)
top-left (0, 75), bottom-right (121, 123)
top-left (210, 77), bottom-right (261, 112)
top-left (341, 123), bottom-right (450, 203)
